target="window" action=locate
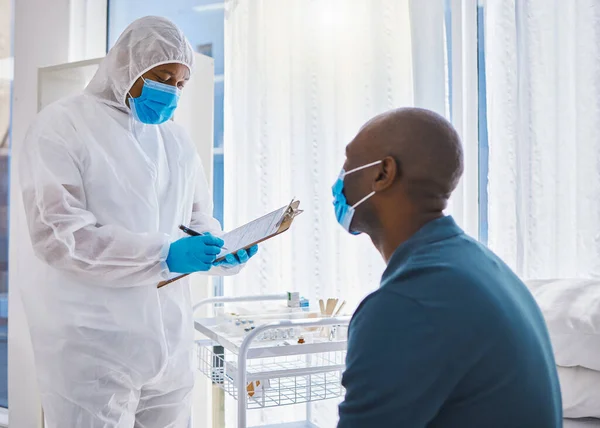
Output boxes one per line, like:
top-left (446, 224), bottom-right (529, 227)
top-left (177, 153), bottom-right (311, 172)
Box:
top-left (477, 1), bottom-right (489, 245)
top-left (444, 0), bottom-right (484, 242)
top-left (0, 0), bottom-right (11, 409)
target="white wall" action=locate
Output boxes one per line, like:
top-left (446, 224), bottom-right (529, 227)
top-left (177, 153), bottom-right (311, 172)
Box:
top-left (9, 1), bottom-right (106, 426)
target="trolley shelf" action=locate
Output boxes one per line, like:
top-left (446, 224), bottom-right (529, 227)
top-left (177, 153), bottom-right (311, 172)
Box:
top-left (193, 294), bottom-right (351, 427)
top-left (194, 317), bottom-right (348, 359)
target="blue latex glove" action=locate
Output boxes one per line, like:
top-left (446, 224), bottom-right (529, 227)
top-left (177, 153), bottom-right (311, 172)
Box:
top-left (166, 234), bottom-right (224, 274)
top-left (213, 245), bottom-right (259, 268)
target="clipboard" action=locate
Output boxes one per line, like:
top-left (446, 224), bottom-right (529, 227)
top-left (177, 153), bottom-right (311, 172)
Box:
top-left (157, 199), bottom-right (303, 288)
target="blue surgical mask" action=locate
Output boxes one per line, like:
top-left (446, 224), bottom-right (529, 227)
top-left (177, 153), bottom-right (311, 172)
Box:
top-left (332, 160), bottom-right (383, 235)
top-left (129, 77), bottom-right (181, 125)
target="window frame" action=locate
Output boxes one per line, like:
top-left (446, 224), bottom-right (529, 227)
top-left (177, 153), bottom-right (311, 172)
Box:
top-left (449, 0), bottom-right (481, 239)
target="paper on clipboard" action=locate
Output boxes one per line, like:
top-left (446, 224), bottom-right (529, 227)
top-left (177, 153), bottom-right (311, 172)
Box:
top-left (215, 199), bottom-right (302, 261)
top-left (156, 199), bottom-right (302, 288)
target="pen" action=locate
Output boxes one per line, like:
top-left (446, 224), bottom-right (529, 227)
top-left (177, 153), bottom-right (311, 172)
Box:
top-left (179, 225), bottom-right (201, 236)
top-left (178, 225), bottom-right (228, 251)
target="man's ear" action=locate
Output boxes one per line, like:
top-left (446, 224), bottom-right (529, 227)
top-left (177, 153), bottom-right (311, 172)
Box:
top-left (372, 156), bottom-right (398, 192)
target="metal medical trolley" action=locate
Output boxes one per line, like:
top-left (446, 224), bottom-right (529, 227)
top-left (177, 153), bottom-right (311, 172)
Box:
top-left (194, 294), bottom-right (350, 428)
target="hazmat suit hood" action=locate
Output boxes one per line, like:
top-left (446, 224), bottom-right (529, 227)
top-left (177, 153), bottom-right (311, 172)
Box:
top-left (86, 16), bottom-right (195, 110)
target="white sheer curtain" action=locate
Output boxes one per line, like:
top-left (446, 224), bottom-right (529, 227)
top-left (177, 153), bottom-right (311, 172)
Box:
top-left (223, 0), bottom-right (454, 306)
top-left (223, 0), bottom-right (451, 425)
top-left (486, 0), bottom-right (600, 279)
top-left (224, 0), bottom-right (414, 309)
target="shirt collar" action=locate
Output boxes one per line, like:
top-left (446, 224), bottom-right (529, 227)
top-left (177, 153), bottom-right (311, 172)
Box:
top-left (381, 216), bottom-right (464, 282)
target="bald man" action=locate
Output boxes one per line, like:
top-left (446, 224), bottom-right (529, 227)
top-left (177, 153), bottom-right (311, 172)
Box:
top-left (335, 108), bottom-right (561, 428)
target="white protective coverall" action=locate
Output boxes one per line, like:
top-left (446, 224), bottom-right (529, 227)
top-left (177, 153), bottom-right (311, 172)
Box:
top-left (19, 16), bottom-right (238, 428)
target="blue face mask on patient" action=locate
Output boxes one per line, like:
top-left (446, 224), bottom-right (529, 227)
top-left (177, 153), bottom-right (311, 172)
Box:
top-left (129, 77), bottom-right (181, 125)
top-left (332, 160), bottom-right (382, 235)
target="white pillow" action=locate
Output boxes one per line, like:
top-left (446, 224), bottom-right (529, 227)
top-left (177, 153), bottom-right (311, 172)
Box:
top-left (559, 366), bottom-right (600, 419)
top-left (526, 279), bottom-right (600, 371)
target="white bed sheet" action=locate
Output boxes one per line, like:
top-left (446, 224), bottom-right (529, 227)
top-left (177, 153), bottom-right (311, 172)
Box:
top-left (558, 366), bottom-right (600, 419)
top-left (564, 418), bottom-right (600, 427)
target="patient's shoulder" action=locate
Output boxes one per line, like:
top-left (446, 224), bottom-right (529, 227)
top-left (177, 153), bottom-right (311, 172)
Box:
top-left (351, 287), bottom-right (425, 331)
top-left (381, 256), bottom-right (479, 298)
top-left (378, 260), bottom-right (507, 329)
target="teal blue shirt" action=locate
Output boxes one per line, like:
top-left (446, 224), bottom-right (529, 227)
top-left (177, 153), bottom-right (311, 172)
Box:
top-left (338, 216), bottom-right (561, 428)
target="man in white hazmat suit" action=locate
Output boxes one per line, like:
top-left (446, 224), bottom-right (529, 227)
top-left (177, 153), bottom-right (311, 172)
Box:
top-left (18, 16), bottom-right (256, 427)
